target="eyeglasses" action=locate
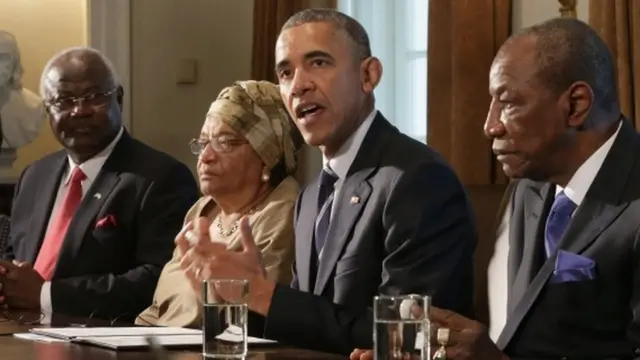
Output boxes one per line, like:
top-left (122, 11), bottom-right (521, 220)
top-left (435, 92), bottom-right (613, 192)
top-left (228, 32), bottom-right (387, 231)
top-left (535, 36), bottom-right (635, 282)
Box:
top-left (44, 88), bottom-right (117, 113)
top-left (189, 137), bottom-right (248, 156)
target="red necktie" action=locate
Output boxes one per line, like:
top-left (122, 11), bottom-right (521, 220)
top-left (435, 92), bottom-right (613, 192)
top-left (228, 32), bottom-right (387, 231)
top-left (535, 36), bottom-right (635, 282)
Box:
top-left (34, 167), bottom-right (86, 280)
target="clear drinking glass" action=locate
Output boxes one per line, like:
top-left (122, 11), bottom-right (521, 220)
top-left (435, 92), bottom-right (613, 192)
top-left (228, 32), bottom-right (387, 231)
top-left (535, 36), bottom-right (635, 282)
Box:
top-left (373, 295), bottom-right (430, 360)
top-left (202, 279), bottom-right (249, 359)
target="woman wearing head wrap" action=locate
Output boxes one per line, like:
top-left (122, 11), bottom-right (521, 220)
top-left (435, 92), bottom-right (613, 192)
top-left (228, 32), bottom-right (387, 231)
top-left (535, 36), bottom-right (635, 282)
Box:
top-left (137, 80), bottom-right (302, 327)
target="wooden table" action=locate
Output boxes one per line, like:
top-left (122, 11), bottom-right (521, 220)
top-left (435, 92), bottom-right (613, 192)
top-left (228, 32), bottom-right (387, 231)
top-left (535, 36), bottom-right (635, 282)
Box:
top-left (0, 317), bottom-right (345, 360)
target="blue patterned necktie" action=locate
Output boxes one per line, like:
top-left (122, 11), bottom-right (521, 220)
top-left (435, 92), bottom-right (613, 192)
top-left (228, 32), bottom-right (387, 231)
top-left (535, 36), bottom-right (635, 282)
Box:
top-left (544, 191), bottom-right (577, 257)
top-left (314, 167), bottom-right (338, 256)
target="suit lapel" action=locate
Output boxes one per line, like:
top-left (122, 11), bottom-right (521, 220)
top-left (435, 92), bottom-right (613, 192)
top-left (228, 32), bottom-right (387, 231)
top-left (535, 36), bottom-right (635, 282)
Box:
top-left (312, 112), bottom-right (391, 295)
top-left (497, 120), bottom-right (640, 349)
top-left (497, 251), bottom-right (558, 349)
top-left (508, 182), bottom-right (553, 313)
top-left (498, 182), bottom-right (565, 350)
top-left (557, 122), bottom-right (637, 255)
top-left (295, 179), bottom-right (320, 292)
top-left (560, 197), bottom-right (628, 255)
top-left (55, 171), bottom-right (120, 274)
top-left (26, 153), bottom-right (67, 263)
top-left (52, 134), bottom-right (131, 276)
top-left (313, 170), bottom-right (372, 294)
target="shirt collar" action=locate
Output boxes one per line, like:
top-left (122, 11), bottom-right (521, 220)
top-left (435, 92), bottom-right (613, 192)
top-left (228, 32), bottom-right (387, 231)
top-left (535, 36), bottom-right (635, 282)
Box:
top-left (63, 127), bottom-right (124, 186)
top-left (323, 109), bottom-right (377, 179)
top-left (556, 120), bottom-right (622, 205)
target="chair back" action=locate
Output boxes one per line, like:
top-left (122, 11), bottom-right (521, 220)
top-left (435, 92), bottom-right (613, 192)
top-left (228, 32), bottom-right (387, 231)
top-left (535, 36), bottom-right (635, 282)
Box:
top-left (0, 215), bottom-right (10, 257)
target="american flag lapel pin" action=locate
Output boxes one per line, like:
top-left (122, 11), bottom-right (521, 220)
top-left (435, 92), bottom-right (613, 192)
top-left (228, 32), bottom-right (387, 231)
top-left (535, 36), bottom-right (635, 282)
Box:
top-left (350, 196), bottom-right (360, 204)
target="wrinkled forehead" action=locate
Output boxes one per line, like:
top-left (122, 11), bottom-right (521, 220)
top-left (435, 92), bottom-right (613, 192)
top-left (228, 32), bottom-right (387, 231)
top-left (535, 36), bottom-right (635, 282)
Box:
top-left (43, 57), bottom-right (114, 95)
top-left (275, 22), bottom-right (344, 63)
top-left (490, 40), bottom-right (539, 90)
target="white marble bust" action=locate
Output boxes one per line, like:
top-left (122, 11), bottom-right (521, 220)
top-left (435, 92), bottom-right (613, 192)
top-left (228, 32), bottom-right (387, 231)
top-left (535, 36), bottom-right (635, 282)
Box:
top-left (0, 30), bottom-right (45, 152)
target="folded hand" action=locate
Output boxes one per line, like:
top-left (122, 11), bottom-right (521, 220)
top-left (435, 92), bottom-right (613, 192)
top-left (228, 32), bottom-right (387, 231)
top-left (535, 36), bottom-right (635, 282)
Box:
top-left (0, 260), bottom-right (43, 310)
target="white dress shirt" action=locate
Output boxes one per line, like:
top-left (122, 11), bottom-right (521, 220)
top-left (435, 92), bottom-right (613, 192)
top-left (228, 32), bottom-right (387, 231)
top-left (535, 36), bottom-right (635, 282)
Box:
top-left (323, 108), bottom-right (377, 215)
top-left (40, 127), bottom-right (124, 322)
top-left (487, 120), bottom-right (622, 340)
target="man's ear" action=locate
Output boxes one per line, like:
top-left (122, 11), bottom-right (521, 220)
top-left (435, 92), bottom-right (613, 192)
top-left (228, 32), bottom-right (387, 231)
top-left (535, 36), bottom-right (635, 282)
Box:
top-left (361, 57), bottom-right (382, 94)
top-left (116, 85), bottom-right (124, 108)
top-left (564, 82), bottom-right (593, 129)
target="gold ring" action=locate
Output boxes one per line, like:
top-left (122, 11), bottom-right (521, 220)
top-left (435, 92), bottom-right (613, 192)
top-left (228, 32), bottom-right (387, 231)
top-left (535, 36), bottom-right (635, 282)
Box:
top-left (433, 327), bottom-right (450, 360)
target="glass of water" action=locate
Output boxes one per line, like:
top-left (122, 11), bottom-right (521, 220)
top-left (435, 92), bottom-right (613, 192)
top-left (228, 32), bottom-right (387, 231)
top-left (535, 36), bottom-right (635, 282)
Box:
top-left (202, 279), bottom-right (249, 359)
top-left (373, 294), bottom-right (430, 360)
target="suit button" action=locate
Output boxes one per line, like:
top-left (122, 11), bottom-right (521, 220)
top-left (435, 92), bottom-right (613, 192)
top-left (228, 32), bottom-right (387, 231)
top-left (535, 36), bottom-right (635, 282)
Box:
top-left (559, 357), bottom-right (567, 360)
top-left (634, 348), bottom-right (640, 355)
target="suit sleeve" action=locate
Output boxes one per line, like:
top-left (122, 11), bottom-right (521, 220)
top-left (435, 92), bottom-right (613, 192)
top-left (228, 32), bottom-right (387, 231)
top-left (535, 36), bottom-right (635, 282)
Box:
top-left (261, 162), bottom-right (476, 355)
top-left (50, 162), bottom-right (199, 319)
top-left (263, 284), bottom-right (372, 354)
top-left (289, 189), bottom-right (304, 290)
top-left (628, 227), bottom-right (640, 348)
top-left (379, 161), bottom-right (476, 317)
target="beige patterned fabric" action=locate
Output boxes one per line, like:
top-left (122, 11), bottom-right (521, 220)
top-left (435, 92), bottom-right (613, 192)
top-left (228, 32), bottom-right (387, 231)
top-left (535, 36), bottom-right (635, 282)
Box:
top-left (207, 80), bottom-right (298, 175)
top-left (136, 176), bottom-right (299, 328)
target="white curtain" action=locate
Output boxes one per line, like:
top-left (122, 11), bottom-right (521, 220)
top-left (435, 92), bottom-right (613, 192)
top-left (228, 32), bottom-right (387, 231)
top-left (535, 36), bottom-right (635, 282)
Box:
top-left (337, 0), bottom-right (428, 142)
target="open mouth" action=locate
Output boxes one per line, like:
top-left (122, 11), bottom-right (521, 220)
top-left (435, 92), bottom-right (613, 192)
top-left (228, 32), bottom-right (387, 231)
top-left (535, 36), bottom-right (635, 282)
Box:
top-left (295, 103), bottom-right (325, 124)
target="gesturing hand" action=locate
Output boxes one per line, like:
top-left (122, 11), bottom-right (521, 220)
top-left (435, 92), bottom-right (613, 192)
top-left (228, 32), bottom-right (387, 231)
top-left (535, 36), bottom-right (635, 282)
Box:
top-left (178, 216), bottom-right (269, 308)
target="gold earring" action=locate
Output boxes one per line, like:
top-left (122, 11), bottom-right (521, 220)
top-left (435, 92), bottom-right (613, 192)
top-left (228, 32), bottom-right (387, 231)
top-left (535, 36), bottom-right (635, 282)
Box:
top-left (261, 169), bottom-right (270, 182)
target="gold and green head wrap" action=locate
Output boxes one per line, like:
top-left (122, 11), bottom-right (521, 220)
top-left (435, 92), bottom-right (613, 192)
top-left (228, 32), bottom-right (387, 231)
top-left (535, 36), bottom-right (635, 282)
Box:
top-left (207, 80), bottom-right (301, 176)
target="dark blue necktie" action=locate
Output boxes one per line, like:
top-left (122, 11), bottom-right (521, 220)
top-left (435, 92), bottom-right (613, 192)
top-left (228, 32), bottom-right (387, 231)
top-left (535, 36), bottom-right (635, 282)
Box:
top-left (544, 191), bottom-right (577, 257)
top-left (314, 167), bottom-right (338, 256)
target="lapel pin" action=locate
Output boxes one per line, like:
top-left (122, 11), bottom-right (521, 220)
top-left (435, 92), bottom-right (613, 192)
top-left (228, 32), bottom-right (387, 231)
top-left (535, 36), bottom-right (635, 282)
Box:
top-left (350, 196), bottom-right (360, 204)
top-left (93, 193), bottom-right (102, 200)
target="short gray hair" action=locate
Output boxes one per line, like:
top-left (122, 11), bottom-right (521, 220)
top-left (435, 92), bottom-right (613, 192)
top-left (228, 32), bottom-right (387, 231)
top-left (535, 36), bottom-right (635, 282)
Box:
top-left (509, 17), bottom-right (618, 113)
top-left (39, 46), bottom-right (121, 99)
top-left (281, 8), bottom-right (371, 61)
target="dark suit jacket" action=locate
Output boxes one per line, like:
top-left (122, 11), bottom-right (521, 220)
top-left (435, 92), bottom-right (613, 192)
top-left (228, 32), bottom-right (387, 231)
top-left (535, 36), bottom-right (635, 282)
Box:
top-left (4, 131), bottom-right (199, 320)
top-left (254, 113), bottom-right (476, 354)
top-left (497, 120), bottom-right (640, 360)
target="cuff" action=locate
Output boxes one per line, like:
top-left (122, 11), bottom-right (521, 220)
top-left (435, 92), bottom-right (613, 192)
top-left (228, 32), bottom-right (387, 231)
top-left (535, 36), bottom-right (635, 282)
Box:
top-left (40, 281), bottom-right (53, 315)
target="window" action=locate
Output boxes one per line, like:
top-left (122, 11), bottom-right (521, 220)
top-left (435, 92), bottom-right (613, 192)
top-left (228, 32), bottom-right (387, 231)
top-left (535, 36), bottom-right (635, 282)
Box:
top-left (338, 0), bottom-right (428, 142)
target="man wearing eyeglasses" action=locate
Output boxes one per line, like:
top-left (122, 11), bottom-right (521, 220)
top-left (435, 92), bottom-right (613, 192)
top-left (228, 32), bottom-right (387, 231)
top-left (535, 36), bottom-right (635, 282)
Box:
top-left (0, 47), bottom-right (199, 322)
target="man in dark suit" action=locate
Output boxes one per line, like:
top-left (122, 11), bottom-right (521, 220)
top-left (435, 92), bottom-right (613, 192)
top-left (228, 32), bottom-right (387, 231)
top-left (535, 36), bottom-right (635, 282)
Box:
top-left (178, 8), bottom-right (476, 355)
top-left (489, 19), bottom-right (640, 359)
top-left (0, 47), bottom-right (198, 321)
top-left (350, 17), bottom-right (640, 360)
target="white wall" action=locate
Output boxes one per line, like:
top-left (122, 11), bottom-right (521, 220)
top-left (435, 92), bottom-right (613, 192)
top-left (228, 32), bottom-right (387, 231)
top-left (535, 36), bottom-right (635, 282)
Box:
top-left (0, 0), bottom-right (87, 177)
top-left (512, 0), bottom-right (589, 31)
top-left (130, 0), bottom-right (254, 176)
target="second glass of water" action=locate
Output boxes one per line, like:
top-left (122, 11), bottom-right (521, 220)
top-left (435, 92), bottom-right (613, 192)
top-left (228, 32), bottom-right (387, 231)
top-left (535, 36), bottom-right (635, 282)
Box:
top-left (202, 279), bottom-right (249, 359)
top-left (373, 294), bottom-right (430, 360)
